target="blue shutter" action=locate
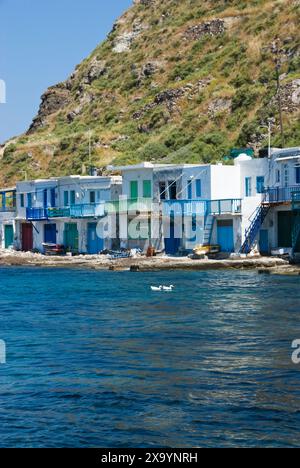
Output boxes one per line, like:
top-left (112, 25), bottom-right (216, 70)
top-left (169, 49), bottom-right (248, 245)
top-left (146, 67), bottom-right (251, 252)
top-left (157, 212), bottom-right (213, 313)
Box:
top-left (187, 180), bottom-right (192, 200)
top-left (245, 177), bottom-right (252, 197)
top-left (43, 189), bottom-right (48, 208)
top-left (296, 167), bottom-right (300, 184)
top-left (256, 177), bottom-right (265, 194)
top-left (196, 179), bottom-right (202, 198)
top-left (50, 188), bottom-right (56, 207)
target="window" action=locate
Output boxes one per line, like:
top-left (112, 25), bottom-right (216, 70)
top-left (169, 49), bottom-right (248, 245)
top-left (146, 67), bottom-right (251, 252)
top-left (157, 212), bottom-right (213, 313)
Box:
top-left (20, 194), bottom-right (24, 208)
top-left (196, 179), bottom-right (202, 198)
top-left (276, 170), bottom-right (280, 184)
top-left (70, 190), bottom-right (76, 205)
top-left (130, 181), bottom-right (138, 199)
top-left (284, 165), bottom-right (289, 187)
top-left (245, 177), bottom-right (252, 197)
top-left (187, 180), bottom-right (193, 200)
top-left (89, 191), bottom-right (96, 204)
top-left (168, 181), bottom-right (177, 200)
top-left (27, 193), bottom-right (32, 208)
top-left (256, 176), bottom-right (265, 194)
top-left (159, 182), bottom-right (166, 200)
top-left (296, 167), bottom-right (300, 184)
top-left (50, 188), bottom-right (56, 208)
top-left (43, 189), bottom-right (48, 208)
top-left (64, 191), bottom-right (69, 207)
top-left (143, 180), bottom-right (152, 198)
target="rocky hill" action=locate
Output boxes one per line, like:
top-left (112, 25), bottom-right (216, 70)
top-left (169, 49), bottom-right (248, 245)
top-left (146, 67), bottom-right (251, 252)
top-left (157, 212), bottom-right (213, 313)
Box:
top-left (1, 0), bottom-right (300, 184)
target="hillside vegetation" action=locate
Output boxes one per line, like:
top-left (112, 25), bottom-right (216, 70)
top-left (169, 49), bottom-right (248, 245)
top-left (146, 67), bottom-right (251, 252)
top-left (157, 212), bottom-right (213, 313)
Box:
top-left (1, 0), bottom-right (300, 184)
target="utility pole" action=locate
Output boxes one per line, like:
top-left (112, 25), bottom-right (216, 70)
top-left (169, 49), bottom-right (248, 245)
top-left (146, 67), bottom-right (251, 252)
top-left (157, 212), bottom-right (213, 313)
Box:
top-left (268, 119), bottom-right (272, 159)
top-left (88, 128), bottom-right (93, 176)
top-left (271, 39), bottom-right (285, 148)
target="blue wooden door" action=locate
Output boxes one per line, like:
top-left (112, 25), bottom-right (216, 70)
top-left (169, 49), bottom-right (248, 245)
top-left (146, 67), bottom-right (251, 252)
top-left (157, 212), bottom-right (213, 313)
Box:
top-left (217, 220), bottom-right (234, 252)
top-left (44, 224), bottom-right (57, 244)
top-left (87, 223), bottom-right (103, 254)
top-left (259, 229), bottom-right (269, 254)
top-left (164, 218), bottom-right (181, 255)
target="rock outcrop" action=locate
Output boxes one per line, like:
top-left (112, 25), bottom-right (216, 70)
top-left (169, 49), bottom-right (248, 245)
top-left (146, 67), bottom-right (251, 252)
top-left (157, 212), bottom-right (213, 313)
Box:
top-left (27, 84), bottom-right (71, 134)
top-left (184, 19), bottom-right (226, 41)
top-left (133, 78), bottom-right (211, 119)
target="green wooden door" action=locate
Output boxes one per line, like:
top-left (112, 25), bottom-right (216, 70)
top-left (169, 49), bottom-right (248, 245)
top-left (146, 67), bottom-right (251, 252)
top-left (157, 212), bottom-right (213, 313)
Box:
top-left (130, 181), bottom-right (138, 199)
top-left (143, 180), bottom-right (152, 198)
top-left (4, 225), bottom-right (14, 249)
top-left (278, 212), bottom-right (292, 247)
top-left (64, 223), bottom-right (79, 253)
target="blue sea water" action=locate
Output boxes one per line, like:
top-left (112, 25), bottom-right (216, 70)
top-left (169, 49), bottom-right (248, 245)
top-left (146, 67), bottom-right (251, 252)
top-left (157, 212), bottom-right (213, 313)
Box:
top-left (0, 267), bottom-right (299, 448)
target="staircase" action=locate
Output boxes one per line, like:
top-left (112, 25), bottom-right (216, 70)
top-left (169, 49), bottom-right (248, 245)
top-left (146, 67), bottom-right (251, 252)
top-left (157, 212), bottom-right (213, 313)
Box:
top-left (203, 214), bottom-right (215, 245)
top-left (292, 211), bottom-right (300, 255)
top-left (240, 204), bottom-right (270, 254)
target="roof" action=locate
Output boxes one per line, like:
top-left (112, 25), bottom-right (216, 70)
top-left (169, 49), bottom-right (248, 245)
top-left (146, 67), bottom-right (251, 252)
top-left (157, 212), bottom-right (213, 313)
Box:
top-left (0, 186), bottom-right (16, 192)
top-left (112, 162), bottom-right (210, 172)
top-left (273, 147), bottom-right (300, 162)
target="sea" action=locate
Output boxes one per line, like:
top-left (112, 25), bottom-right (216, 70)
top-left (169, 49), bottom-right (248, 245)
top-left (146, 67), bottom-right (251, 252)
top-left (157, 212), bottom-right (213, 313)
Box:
top-left (0, 267), bottom-right (299, 448)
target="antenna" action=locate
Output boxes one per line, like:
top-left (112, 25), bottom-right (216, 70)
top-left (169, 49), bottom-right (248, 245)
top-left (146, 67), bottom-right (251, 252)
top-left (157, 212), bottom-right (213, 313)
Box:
top-left (88, 128), bottom-right (92, 175)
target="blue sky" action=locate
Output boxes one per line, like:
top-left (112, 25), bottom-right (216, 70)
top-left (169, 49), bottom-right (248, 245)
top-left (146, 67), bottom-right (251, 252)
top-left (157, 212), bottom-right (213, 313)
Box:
top-left (0, 0), bottom-right (132, 143)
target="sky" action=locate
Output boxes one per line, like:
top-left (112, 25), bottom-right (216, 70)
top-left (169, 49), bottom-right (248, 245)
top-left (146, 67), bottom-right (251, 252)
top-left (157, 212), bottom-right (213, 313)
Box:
top-left (0, 0), bottom-right (132, 143)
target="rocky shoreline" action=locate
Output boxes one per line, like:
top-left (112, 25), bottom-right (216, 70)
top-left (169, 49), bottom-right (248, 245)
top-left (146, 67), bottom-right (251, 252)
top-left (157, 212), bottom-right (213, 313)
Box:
top-left (0, 250), bottom-right (298, 275)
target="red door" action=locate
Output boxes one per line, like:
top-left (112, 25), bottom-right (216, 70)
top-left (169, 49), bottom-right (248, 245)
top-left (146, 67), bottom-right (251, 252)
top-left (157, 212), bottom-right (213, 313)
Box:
top-left (22, 223), bottom-right (33, 251)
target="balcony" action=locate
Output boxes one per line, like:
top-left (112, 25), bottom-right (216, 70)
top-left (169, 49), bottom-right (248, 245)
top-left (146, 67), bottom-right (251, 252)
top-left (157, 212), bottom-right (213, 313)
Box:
top-left (265, 186), bottom-right (300, 204)
top-left (70, 203), bottom-right (106, 218)
top-left (26, 207), bottom-right (48, 221)
top-left (0, 206), bottom-right (16, 213)
top-left (106, 198), bottom-right (153, 214)
top-left (292, 192), bottom-right (300, 211)
top-left (48, 207), bottom-right (71, 218)
top-left (163, 199), bottom-right (242, 217)
top-left (47, 203), bottom-right (106, 219)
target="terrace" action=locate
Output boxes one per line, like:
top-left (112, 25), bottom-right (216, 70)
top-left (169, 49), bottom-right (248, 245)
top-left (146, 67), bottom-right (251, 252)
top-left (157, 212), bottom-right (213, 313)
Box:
top-left (105, 198), bottom-right (153, 215)
top-left (162, 199), bottom-right (242, 217)
top-left (265, 186), bottom-right (300, 204)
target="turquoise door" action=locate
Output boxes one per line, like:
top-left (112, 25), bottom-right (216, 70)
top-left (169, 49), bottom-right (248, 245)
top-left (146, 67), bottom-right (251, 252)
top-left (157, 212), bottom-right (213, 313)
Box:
top-left (87, 223), bottom-right (103, 254)
top-left (4, 225), bottom-right (14, 249)
top-left (217, 220), bottom-right (234, 252)
top-left (64, 223), bottom-right (79, 253)
top-left (259, 229), bottom-right (269, 254)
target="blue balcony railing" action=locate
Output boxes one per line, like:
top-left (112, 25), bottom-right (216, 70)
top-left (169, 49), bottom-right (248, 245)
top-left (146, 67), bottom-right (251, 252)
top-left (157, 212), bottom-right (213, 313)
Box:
top-left (26, 207), bottom-right (48, 221)
top-left (48, 207), bottom-right (71, 218)
top-left (70, 203), bottom-right (106, 218)
top-left (47, 203), bottom-right (106, 219)
top-left (265, 186), bottom-right (300, 204)
top-left (163, 199), bottom-right (242, 217)
top-left (105, 198), bottom-right (153, 214)
top-left (0, 206), bottom-right (16, 213)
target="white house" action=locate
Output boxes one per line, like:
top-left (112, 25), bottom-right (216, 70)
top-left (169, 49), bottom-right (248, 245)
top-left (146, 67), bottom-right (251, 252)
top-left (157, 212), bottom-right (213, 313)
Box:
top-left (16, 175), bottom-right (122, 254)
top-left (113, 162), bottom-right (249, 254)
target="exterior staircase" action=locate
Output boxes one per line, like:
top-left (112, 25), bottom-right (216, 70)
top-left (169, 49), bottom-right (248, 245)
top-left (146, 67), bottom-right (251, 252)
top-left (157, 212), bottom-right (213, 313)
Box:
top-left (203, 214), bottom-right (215, 245)
top-left (240, 203), bottom-right (270, 254)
